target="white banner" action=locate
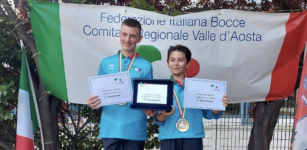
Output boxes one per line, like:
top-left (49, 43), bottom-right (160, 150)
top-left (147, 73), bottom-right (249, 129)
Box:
top-left (29, 2), bottom-right (307, 104)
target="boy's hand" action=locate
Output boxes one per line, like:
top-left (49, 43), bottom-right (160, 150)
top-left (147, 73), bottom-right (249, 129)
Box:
top-left (222, 95), bottom-right (229, 107)
top-left (213, 95), bottom-right (229, 115)
top-left (160, 106), bottom-right (175, 117)
top-left (161, 106), bottom-right (175, 116)
top-left (144, 110), bottom-right (156, 117)
top-left (87, 95), bottom-right (102, 109)
top-left (156, 106), bottom-right (175, 122)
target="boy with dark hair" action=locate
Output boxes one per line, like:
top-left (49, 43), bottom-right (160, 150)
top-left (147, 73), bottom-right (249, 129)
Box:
top-left (121, 18), bottom-right (142, 34)
top-left (87, 18), bottom-right (156, 150)
top-left (154, 44), bottom-right (229, 150)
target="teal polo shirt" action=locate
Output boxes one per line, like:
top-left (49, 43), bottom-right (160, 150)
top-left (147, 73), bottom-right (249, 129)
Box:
top-left (97, 51), bottom-right (153, 141)
top-left (154, 78), bottom-right (223, 140)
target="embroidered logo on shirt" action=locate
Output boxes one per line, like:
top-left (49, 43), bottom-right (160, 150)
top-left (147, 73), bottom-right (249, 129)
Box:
top-left (109, 64), bottom-right (115, 70)
top-left (133, 66), bottom-right (142, 74)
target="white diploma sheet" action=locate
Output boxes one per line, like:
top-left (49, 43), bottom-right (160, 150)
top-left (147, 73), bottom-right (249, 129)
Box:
top-left (88, 72), bottom-right (133, 106)
top-left (136, 83), bottom-right (168, 104)
top-left (183, 78), bottom-right (226, 111)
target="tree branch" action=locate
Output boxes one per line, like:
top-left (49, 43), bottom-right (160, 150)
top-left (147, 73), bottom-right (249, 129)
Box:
top-left (60, 106), bottom-right (78, 135)
top-left (59, 111), bottom-right (74, 139)
top-left (0, 141), bottom-right (11, 150)
top-left (77, 105), bottom-right (81, 132)
top-left (78, 126), bottom-right (100, 140)
top-left (78, 116), bottom-right (93, 132)
top-left (0, 0), bottom-right (40, 75)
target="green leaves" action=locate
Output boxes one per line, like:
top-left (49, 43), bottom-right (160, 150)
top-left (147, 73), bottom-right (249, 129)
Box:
top-left (72, 0), bottom-right (82, 3)
top-left (161, 3), bottom-right (182, 16)
top-left (130, 0), bottom-right (156, 11)
top-left (8, 81), bottom-right (14, 87)
top-left (0, 16), bottom-right (20, 125)
top-left (169, 3), bottom-right (176, 9)
top-left (3, 110), bottom-right (12, 120)
top-left (171, 10), bottom-right (181, 16)
top-left (0, 107), bottom-right (13, 121)
top-left (0, 107), bottom-right (4, 120)
top-left (0, 85), bottom-right (7, 97)
top-left (0, 80), bottom-right (17, 105)
top-left (3, 89), bottom-right (7, 96)
top-left (145, 117), bottom-right (160, 149)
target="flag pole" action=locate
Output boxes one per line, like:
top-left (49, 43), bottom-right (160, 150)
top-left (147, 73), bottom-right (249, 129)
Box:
top-left (20, 40), bottom-right (45, 150)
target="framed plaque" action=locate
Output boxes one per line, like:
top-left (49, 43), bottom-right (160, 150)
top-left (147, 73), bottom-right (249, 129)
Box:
top-left (130, 79), bottom-right (173, 111)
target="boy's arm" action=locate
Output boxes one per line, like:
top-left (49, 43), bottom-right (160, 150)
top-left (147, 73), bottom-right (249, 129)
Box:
top-left (153, 112), bottom-right (165, 125)
top-left (153, 106), bottom-right (175, 125)
top-left (87, 60), bottom-right (106, 109)
top-left (97, 59), bottom-right (106, 76)
top-left (156, 106), bottom-right (175, 122)
top-left (203, 95), bottom-right (229, 119)
top-left (145, 64), bottom-right (153, 79)
top-left (203, 109), bottom-right (223, 119)
top-left (213, 110), bottom-right (222, 115)
top-left (212, 95), bottom-right (229, 116)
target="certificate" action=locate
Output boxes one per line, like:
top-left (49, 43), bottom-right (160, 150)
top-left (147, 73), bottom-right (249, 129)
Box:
top-left (88, 72), bottom-right (133, 106)
top-left (136, 84), bottom-right (168, 104)
top-left (183, 78), bottom-right (226, 111)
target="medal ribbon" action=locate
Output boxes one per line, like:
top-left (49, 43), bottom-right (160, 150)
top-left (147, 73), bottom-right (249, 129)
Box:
top-left (173, 87), bottom-right (186, 119)
top-left (118, 51), bottom-right (136, 72)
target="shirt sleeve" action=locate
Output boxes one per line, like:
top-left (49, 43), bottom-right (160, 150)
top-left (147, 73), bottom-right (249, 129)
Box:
top-left (153, 111), bottom-right (165, 126)
top-left (145, 64), bottom-right (153, 79)
top-left (97, 59), bottom-right (106, 76)
top-left (202, 109), bottom-right (223, 119)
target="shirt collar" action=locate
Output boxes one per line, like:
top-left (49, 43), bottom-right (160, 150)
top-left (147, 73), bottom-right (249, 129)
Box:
top-left (170, 75), bottom-right (184, 87)
top-left (117, 50), bottom-right (139, 59)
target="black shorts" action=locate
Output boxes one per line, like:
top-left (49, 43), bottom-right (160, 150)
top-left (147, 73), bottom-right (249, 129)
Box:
top-left (160, 138), bottom-right (203, 150)
top-left (102, 138), bottom-right (145, 150)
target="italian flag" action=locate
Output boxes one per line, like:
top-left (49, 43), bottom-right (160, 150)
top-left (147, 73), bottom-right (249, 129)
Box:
top-left (28, 1), bottom-right (307, 104)
top-left (291, 45), bottom-right (307, 150)
top-left (16, 44), bottom-right (39, 150)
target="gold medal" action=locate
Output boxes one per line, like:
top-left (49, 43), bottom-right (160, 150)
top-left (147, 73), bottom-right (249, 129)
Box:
top-left (176, 118), bottom-right (190, 132)
top-left (118, 102), bottom-right (126, 106)
top-left (172, 82), bottom-right (189, 132)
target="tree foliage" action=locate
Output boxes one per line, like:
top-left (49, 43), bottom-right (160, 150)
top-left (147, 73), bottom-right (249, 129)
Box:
top-left (0, 6), bottom-right (21, 149)
top-left (57, 104), bottom-right (103, 150)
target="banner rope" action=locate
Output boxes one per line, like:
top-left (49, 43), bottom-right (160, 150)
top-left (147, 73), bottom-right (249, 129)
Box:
top-left (39, 91), bottom-right (51, 102)
top-left (32, 52), bottom-right (42, 58)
